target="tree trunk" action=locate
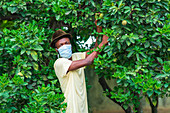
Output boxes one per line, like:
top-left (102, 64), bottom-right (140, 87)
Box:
top-left (135, 106), bottom-right (142, 113)
top-left (125, 107), bottom-right (132, 113)
top-left (135, 93), bottom-right (143, 113)
top-left (151, 106), bottom-right (157, 113)
top-left (147, 95), bottom-right (158, 113)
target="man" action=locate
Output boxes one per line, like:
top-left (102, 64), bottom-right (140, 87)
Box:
top-left (50, 21), bottom-right (108, 113)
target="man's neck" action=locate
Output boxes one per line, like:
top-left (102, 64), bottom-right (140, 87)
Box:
top-left (69, 57), bottom-right (72, 60)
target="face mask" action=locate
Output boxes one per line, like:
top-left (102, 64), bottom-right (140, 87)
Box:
top-left (57, 44), bottom-right (72, 59)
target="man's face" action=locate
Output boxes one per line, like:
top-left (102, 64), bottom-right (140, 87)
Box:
top-left (55, 37), bottom-right (71, 50)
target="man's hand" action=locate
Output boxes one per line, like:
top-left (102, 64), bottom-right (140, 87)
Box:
top-left (68, 14), bottom-right (109, 71)
top-left (95, 20), bottom-right (102, 33)
top-left (101, 35), bottom-right (109, 45)
top-left (95, 13), bottom-right (102, 33)
top-left (95, 13), bottom-right (109, 45)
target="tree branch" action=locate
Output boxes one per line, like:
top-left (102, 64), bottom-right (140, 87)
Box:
top-left (156, 95), bottom-right (159, 107)
top-left (0, 15), bottom-right (21, 21)
top-left (98, 76), bottom-right (132, 113)
top-left (147, 95), bottom-right (154, 107)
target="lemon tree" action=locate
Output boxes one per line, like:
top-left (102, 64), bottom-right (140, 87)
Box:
top-left (0, 0), bottom-right (169, 113)
top-left (93, 0), bottom-right (170, 113)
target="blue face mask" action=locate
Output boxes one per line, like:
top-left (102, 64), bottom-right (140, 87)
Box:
top-left (57, 44), bottom-right (72, 59)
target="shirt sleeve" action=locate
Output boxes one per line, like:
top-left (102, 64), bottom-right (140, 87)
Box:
top-left (72, 52), bottom-right (86, 69)
top-left (54, 58), bottom-right (72, 78)
top-left (81, 52), bottom-right (86, 59)
top-left (72, 52), bottom-right (86, 60)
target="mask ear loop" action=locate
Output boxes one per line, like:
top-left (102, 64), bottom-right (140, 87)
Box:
top-left (57, 54), bottom-right (60, 58)
top-left (56, 48), bottom-right (60, 58)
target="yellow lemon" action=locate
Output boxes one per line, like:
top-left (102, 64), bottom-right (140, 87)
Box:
top-left (99, 13), bottom-right (104, 18)
top-left (122, 20), bottom-right (127, 26)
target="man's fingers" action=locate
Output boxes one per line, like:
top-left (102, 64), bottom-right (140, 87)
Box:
top-left (102, 35), bottom-right (109, 44)
top-left (95, 20), bottom-right (97, 26)
top-left (95, 12), bottom-right (100, 15)
top-left (95, 13), bottom-right (100, 20)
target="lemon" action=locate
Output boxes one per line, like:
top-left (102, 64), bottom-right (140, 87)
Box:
top-left (99, 13), bottom-right (104, 19)
top-left (122, 20), bottom-right (127, 26)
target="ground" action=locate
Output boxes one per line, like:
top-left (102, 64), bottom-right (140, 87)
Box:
top-left (93, 107), bottom-right (170, 113)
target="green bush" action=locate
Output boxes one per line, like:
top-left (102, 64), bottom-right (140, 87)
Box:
top-left (0, 73), bottom-right (66, 113)
top-left (0, 20), bottom-right (66, 113)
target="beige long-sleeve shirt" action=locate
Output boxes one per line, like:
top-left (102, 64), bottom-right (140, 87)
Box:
top-left (54, 52), bottom-right (88, 113)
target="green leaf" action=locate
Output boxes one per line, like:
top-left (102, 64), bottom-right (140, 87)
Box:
top-left (126, 72), bottom-right (136, 76)
top-left (124, 6), bottom-right (130, 10)
top-left (118, 0), bottom-right (123, 8)
top-left (144, 41), bottom-right (150, 48)
top-left (145, 97), bottom-right (150, 104)
top-left (123, 104), bottom-right (129, 110)
top-left (163, 5), bottom-right (169, 11)
top-left (47, 75), bottom-right (54, 79)
top-left (153, 40), bottom-right (162, 48)
top-left (55, 15), bottom-right (60, 20)
top-left (22, 82), bottom-right (28, 86)
top-left (136, 53), bottom-right (140, 61)
top-left (124, 9), bottom-right (130, 13)
top-left (156, 57), bottom-right (163, 64)
top-left (140, 52), bottom-right (147, 58)
top-left (122, 35), bottom-right (128, 40)
top-left (164, 83), bottom-right (169, 88)
top-left (154, 90), bottom-right (161, 95)
top-left (103, 53), bottom-right (107, 58)
top-left (7, 7), bottom-right (18, 14)
top-left (152, 99), bottom-right (157, 106)
top-left (134, 8), bottom-right (141, 11)
top-left (127, 51), bottom-right (134, 58)
top-left (97, 21), bottom-right (101, 26)
top-left (107, 51), bottom-right (112, 57)
top-left (11, 107), bottom-right (17, 110)
top-left (51, 108), bottom-right (55, 113)
top-left (152, 32), bottom-right (160, 37)
top-left (117, 79), bottom-right (121, 83)
top-left (34, 45), bottom-right (44, 51)
top-left (157, 40), bottom-right (162, 48)
top-left (126, 47), bottom-right (133, 51)
top-left (26, 51), bottom-right (31, 55)
top-left (65, 10), bottom-right (72, 15)
top-left (21, 49), bottom-right (26, 55)
top-left (78, 0), bottom-right (81, 3)
top-left (126, 40), bottom-right (131, 46)
top-left (32, 62), bottom-right (39, 70)
top-left (18, 72), bottom-right (23, 76)
top-left (129, 38), bottom-right (135, 43)
top-left (43, 75), bottom-right (48, 81)
top-left (132, 34), bottom-right (139, 39)
top-left (90, 0), bottom-right (95, 7)
top-left (117, 43), bottom-right (121, 50)
top-left (31, 51), bottom-right (38, 61)
top-left (147, 90), bottom-right (153, 97)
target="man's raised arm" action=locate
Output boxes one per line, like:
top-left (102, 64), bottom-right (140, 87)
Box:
top-left (68, 20), bottom-right (109, 71)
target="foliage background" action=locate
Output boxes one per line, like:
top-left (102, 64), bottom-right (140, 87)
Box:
top-left (0, 0), bottom-right (170, 113)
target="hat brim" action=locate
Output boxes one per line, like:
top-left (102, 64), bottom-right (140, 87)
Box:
top-left (50, 33), bottom-right (72, 48)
